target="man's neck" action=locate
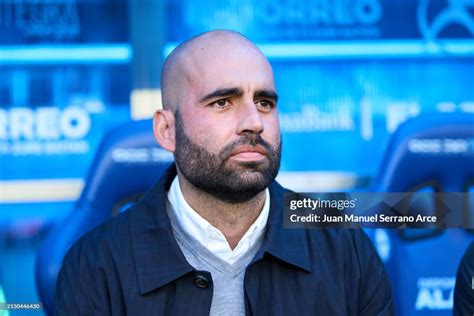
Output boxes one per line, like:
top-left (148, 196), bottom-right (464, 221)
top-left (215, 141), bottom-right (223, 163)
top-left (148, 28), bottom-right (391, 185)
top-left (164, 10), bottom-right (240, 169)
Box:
top-left (176, 173), bottom-right (266, 250)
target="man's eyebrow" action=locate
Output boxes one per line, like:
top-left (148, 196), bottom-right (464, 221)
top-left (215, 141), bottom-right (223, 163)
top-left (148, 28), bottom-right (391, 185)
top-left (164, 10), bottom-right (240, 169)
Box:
top-left (199, 87), bottom-right (243, 103)
top-left (255, 90), bottom-right (279, 102)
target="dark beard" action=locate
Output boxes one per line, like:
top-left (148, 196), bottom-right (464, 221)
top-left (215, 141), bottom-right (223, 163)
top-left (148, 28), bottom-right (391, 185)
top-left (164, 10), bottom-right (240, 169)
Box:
top-left (174, 110), bottom-right (281, 203)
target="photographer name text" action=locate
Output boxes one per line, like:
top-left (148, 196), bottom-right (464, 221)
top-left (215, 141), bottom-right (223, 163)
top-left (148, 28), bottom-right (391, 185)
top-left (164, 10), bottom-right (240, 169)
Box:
top-left (290, 213), bottom-right (437, 224)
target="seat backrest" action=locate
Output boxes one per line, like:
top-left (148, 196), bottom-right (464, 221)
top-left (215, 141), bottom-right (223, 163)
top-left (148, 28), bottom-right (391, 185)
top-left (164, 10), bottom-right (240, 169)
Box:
top-left (372, 113), bottom-right (474, 316)
top-left (376, 113), bottom-right (474, 192)
top-left (35, 119), bottom-right (173, 315)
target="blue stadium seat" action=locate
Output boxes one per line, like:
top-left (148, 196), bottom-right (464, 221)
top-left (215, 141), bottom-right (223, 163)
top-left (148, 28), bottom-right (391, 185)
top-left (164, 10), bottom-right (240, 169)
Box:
top-left (35, 119), bottom-right (173, 315)
top-left (372, 113), bottom-right (474, 316)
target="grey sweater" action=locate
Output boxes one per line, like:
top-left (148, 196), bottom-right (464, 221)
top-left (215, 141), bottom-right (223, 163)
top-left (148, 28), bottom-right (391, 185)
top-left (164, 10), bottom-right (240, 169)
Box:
top-left (167, 201), bottom-right (265, 315)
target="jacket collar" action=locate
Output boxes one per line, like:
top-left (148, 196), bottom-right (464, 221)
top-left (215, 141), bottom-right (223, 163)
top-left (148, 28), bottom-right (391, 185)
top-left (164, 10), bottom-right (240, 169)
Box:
top-left (130, 164), bottom-right (311, 295)
top-left (255, 180), bottom-right (312, 273)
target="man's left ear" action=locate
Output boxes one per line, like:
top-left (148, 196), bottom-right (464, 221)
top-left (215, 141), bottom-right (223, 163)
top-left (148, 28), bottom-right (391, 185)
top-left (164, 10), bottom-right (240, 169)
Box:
top-left (153, 109), bottom-right (176, 152)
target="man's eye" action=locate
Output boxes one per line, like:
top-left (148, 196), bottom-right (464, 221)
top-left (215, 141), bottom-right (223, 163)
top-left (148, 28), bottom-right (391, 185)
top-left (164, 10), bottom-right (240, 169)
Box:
top-left (213, 99), bottom-right (229, 108)
top-left (257, 100), bottom-right (275, 110)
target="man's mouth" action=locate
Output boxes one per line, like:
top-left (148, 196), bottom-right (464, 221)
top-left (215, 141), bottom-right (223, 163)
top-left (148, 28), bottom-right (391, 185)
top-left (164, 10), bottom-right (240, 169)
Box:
top-left (228, 146), bottom-right (268, 162)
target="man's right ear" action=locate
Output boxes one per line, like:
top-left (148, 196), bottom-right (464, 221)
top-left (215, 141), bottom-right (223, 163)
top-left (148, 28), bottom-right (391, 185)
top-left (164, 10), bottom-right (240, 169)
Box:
top-left (153, 109), bottom-right (176, 152)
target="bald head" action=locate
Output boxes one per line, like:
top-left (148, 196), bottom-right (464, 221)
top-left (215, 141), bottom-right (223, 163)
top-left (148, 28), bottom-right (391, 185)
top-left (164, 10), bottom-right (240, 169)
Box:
top-left (160, 30), bottom-right (273, 112)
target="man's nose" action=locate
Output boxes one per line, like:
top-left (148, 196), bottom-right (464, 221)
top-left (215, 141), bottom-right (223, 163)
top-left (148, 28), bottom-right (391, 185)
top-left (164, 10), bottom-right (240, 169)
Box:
top-left (236, 100), bottom-right (264, 134)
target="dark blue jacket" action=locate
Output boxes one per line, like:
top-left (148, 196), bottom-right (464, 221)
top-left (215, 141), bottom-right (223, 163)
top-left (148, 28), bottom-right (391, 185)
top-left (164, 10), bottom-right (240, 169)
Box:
top-left (56, 166), bottom-right (394, 315)
top-left (454, 242), bottom-right (474, 315)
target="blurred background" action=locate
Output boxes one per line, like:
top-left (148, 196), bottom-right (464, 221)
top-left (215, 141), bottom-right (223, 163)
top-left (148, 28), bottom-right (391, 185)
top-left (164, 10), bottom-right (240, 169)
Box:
top-left (0, 0), bottom-right (473, 315)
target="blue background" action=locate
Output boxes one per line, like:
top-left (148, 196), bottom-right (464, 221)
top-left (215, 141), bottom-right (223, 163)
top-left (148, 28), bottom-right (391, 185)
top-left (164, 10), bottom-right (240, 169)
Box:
top-left (1, 0), bottom-right (473, 315)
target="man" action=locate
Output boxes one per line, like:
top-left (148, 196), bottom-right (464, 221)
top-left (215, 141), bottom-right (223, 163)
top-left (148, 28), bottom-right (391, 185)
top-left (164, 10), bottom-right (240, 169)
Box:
top-left (454, 241), bottom-right (474, 315)
top-left (56, 30), bottom-right (394, 315)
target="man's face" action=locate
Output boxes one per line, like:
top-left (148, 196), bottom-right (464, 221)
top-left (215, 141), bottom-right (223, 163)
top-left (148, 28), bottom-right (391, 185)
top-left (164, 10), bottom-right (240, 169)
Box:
top-left (174, 42), bottom-right (281, 203)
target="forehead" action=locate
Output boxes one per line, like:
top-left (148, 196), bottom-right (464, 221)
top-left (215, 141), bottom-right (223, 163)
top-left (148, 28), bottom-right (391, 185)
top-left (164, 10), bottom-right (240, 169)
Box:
top-left (183, 43), bottom-right (276, 96)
